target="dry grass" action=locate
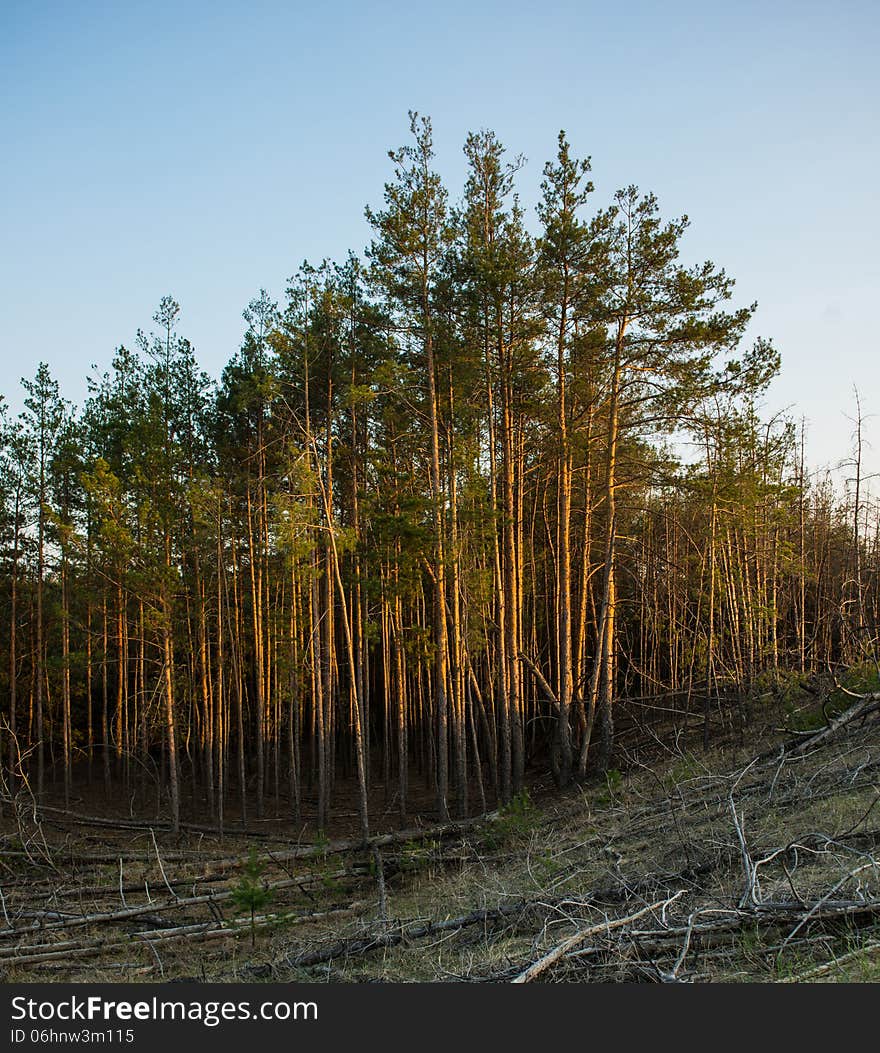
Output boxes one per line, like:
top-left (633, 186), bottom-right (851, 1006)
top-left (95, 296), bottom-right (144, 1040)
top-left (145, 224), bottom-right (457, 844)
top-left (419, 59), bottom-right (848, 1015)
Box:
top-left (2, 693), bottom-right (880, 983)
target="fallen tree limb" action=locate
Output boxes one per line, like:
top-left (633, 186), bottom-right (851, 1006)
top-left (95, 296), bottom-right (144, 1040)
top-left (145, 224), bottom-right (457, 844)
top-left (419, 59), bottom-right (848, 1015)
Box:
top-left (286, 901), bottom-right (532, 969)
top-left (15, 806), bottom-right (498, 856)
top-left (2, 901), bottom-right (369, 968)
top-left (0, 819), bottom-right (502, 941)
top-left (789, 694), bottom-right (880, 757)
top-left (282, 862), bottom-right (717, 973)
top-left (778, 939), bottom-right (880, 983)
top-left (0, 871), bottom-right (342, 942)
top-left (510, 891), bottom-right (687, 984)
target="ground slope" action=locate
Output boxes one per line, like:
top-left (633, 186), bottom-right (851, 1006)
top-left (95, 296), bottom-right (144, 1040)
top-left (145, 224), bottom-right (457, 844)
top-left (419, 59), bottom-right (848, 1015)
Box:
top-left (2, 685), bottom-right (879, 983)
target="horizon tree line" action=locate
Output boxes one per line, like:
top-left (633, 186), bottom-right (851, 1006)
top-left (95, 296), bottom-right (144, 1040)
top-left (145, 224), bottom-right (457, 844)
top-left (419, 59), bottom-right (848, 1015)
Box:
top-left (1, 114), bottom-right (878, 836)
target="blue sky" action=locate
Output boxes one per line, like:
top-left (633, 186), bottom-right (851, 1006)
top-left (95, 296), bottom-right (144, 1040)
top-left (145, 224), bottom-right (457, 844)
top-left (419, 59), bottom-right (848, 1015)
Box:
top-left (2, 0), bottom-right (878, 480)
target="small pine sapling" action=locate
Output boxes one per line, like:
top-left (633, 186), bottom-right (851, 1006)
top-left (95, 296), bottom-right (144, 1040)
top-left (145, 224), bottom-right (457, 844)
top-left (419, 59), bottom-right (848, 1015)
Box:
top-left (231, 847), bottom-right (274, 947)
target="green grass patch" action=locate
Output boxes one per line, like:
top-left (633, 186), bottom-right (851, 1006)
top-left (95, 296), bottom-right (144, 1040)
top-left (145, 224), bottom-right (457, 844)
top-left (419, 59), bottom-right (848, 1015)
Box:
top-left (482, 791), bottom-right (538, 849)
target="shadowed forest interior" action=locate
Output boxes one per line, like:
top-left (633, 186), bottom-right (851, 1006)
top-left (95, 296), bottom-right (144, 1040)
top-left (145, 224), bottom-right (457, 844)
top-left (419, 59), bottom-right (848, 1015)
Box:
top-left (2, 115), bottom-right (878, 840)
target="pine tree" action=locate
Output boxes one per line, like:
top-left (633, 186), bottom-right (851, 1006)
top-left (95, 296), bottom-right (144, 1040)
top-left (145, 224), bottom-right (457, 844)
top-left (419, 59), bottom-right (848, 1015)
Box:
top-left (21, 363), bottom-right (66, 796)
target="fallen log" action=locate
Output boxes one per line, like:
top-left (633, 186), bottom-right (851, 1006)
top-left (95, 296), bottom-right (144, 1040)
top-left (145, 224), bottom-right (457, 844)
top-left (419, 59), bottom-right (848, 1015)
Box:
top-left (286, 902), bottom-right (532, 969)
top-left (0, 871), bottom-right (340, 941)
top-left (784, 694), bottom-right (880, 757)
top-left (1, 901), bottom-right (369, 969)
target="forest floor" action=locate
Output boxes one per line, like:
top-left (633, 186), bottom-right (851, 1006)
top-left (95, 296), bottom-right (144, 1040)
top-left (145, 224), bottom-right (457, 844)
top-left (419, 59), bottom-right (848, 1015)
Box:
top-left (2, 679), bottom-right (880, 983)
